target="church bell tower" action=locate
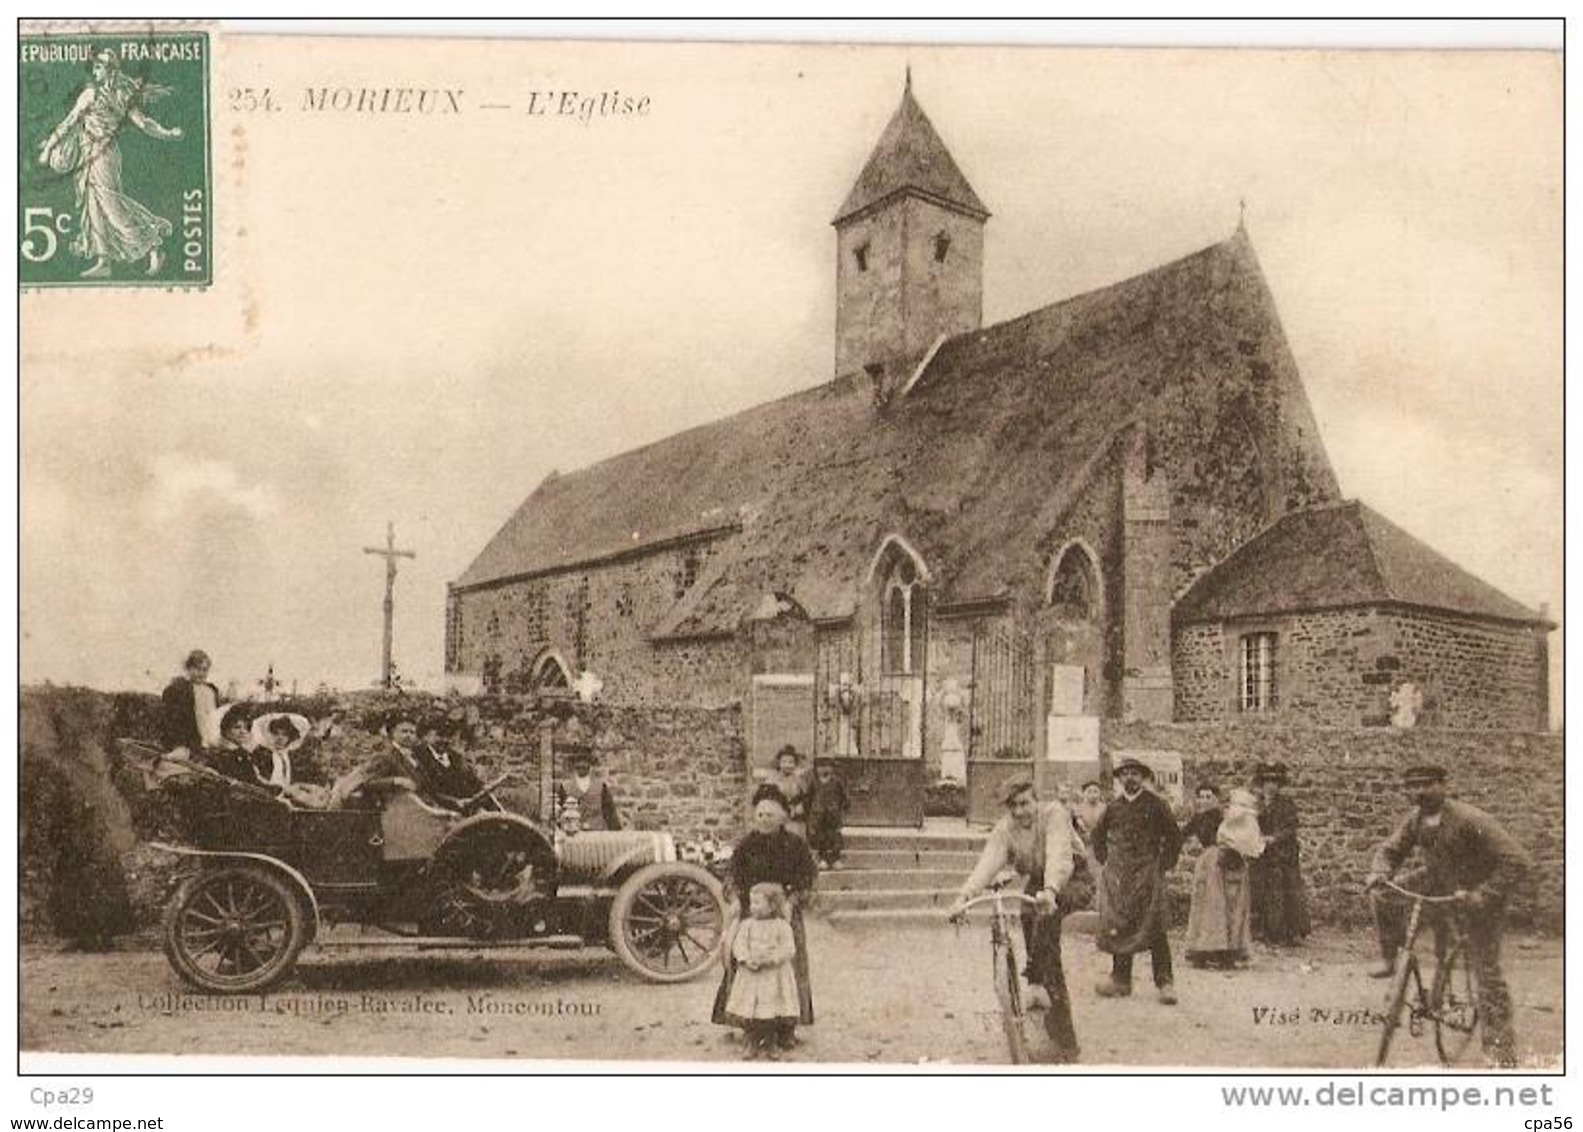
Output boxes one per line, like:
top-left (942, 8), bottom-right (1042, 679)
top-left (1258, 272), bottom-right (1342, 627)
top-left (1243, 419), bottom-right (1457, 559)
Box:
top-left (833, 74), bottom-right (990, 393)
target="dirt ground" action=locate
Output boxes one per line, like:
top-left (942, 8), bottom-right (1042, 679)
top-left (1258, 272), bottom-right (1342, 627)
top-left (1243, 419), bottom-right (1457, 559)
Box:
top-left (21, 923), bottom-right (1562, 1069)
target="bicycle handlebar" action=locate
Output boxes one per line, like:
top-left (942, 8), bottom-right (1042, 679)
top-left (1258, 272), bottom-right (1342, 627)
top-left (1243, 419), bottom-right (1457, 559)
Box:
top-left (1372, 877), bottom-right (1464, 905)
top-left (951, 891), bottom-right (1043, 917)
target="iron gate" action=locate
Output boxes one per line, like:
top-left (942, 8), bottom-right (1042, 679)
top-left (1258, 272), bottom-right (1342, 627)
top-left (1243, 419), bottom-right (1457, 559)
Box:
top-left (812, 625), bottom-right (926, 827)
top-left (966, 623), bottom-right (1038, 823)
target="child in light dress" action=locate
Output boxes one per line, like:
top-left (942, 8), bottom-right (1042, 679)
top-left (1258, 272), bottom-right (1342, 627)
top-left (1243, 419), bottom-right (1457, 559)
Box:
top-left (723, 881), bottom-right (800, 1059)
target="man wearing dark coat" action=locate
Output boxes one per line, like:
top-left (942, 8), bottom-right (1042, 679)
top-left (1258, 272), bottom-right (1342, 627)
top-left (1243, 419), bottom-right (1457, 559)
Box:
top-left (411, 718), bottom-right (485, 804)
top-left (1366, 764), bottom-right (1532, 1068)
top-left (1092, 758), bottom-right (1182, 1004)
top-left (160, 649), bottom-right (220, 754)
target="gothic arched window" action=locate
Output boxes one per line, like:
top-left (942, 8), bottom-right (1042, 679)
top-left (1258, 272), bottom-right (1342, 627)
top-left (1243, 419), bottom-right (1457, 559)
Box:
top-left (531, 650), bottom-right (573, 691)
top-left (880, 554), bottom-right (929, 675)
top-left (1047, 542), bottom-right (1100, 621)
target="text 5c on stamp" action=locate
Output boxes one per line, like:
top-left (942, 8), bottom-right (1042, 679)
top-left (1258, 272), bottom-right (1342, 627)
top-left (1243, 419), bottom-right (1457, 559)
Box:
top-left (19, 29), bottom-right (211, 288)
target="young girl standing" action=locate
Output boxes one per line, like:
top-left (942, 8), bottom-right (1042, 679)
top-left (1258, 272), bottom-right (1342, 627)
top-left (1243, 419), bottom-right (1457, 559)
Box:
top-left (722, 882), bottom-right (800, 1059)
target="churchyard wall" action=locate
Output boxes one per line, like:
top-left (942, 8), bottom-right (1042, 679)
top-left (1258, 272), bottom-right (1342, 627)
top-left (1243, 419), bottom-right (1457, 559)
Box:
top-left (1101, 719), bottom-right (1561, 931)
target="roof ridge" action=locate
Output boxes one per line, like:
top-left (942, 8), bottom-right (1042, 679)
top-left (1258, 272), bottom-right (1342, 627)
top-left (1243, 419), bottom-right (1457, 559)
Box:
top-left (941, 232), bottom-right (1248, 350)
top-left (1349, 500), bottom-right (1391, 599)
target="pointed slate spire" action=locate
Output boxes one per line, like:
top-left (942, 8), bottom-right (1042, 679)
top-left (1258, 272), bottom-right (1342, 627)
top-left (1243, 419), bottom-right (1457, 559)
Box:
top-left (833, 80), bottom-right (989, 226)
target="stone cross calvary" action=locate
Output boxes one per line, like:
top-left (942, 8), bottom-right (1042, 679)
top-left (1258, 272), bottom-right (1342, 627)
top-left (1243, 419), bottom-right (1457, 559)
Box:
top-left (363, 520), bottom-right (416, 689)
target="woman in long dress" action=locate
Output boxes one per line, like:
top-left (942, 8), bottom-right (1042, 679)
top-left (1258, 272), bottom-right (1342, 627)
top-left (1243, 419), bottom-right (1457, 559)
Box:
top-left (36, 50), bottom-right (183, 278)
top-left (712, 785), bottom-right (817, 1051)
top-left (1184, 787), bottom-right (1264, 968)
top-left (1250, 763), bottom-right (1311, 945)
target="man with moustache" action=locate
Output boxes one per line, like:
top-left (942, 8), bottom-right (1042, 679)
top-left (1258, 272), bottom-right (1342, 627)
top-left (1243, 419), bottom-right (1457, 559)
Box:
top-left (1366, 765), bottom-right (1531, 1068)
top-left (1091, 758), bottom-right (1182, 1005)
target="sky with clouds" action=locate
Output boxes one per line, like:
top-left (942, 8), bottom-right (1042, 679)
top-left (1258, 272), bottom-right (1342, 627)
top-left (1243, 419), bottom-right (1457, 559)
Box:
top-left (20, 32), bottom-right (1561, 715)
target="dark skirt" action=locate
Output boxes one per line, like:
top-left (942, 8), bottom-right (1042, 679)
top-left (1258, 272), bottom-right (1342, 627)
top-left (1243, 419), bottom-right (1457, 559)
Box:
top-left (1250, 855), bottom-right (1311, 945)
top-left (712, 904), bottom-right (814, 1027)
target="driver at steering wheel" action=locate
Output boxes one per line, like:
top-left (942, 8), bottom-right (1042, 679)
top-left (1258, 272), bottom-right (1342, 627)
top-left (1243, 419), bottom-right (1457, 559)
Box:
top-left (412, 717), bottom-right (486, 807)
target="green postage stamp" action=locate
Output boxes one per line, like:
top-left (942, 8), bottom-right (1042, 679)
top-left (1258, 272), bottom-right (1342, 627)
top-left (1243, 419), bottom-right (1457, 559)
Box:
top-left (19, 29), bottom-right (211, 288)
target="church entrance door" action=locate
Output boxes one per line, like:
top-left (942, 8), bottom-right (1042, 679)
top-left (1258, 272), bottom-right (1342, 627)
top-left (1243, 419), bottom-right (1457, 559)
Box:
top-left (814, 639), bottom-right (925, 827)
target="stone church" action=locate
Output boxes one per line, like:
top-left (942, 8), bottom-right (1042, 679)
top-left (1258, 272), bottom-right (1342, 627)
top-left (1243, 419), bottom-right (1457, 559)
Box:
top-left (447, 82), bottom-right (1552, 824)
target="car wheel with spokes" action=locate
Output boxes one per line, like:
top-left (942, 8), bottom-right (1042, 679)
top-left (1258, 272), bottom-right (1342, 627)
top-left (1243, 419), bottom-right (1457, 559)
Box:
top-left (608, 862), bottom-right (725, 983)
top-left (162, 863), bottom-right (309, 994)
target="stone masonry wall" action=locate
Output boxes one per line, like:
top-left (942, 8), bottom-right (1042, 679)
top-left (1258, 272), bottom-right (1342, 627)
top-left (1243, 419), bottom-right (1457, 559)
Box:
top-left (1387, 608), bottom-right (1548, 732)
top-left (1172, 606), bottom-right (1549, 732)
top-left (1101, 720), bottom-right (1561, 932)
top-left (451, 535), bottom-right (746, 708)
top-left (1171, 622), bottom-right (1224, 721)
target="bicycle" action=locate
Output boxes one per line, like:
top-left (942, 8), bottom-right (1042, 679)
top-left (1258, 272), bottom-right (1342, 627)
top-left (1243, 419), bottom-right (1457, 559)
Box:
top-left (950, 880), bottom-right (1042, 1065)
top-left (1372, 878), bottom-right (1481, 1067)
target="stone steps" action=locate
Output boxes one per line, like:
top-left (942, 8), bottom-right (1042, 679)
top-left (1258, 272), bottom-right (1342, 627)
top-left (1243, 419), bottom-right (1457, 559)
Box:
top-left (843, 827), bottom-right (989, 852)
top-left (815, 887), bottom-right (961, 912)
top-left (818, 868), bottom-right (968, 892)
top-left (839, 848), bottom-right (984, 871)
top-left (823, 907), bottom-right (1103, 933)
top-left (811, 821), bottom-right (989, 923)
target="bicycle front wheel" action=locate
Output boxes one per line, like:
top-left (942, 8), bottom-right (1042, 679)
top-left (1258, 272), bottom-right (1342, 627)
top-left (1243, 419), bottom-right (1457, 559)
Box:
top-left (992, 927), bottom-right (1032, 1065)
top-left (1376, 955), bottom-right (1420, 1067)
top-left (1431, 941), bottom-right (1481, 1066)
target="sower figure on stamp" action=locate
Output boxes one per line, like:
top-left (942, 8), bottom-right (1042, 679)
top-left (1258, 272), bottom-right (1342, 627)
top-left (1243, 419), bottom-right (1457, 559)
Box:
top-left (1092, 758), bottom-right (1182, 1005)
top-left (1365, 765), bottom-right (1532, 1068)
top-left (948, 773), bottom-right (1081, 1062)
top-left (36, 50), bottom-right (183, 278)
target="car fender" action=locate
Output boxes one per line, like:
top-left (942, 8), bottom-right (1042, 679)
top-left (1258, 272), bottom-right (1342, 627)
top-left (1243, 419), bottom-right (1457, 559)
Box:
top-left (147, 840), bottom-right (322, 940)
top-left (434, 812), bottom-right (557, 873)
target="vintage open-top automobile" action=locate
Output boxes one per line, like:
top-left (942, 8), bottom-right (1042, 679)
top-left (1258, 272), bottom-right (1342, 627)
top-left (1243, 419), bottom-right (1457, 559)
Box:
top-left (125, 742), bottom-right (728, 993)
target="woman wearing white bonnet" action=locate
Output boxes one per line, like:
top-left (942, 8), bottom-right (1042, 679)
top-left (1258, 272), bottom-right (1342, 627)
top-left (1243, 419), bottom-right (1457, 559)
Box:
top-left (1184, 785), bottom-right (1264, 969)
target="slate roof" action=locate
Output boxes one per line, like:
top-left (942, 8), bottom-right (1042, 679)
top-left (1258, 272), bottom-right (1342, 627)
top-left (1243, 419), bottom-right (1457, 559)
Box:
top-left (457, 229), bottom-right (1334, 639)
top-left (1173, 500), bottom-right (1551, 627)
top-left (833, 84), bottom-right (989, 225)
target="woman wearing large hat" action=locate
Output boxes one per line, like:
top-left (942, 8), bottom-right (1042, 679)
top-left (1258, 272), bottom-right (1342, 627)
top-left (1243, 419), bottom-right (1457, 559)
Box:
top-left (1249, 762), bottom-right (1311, 945)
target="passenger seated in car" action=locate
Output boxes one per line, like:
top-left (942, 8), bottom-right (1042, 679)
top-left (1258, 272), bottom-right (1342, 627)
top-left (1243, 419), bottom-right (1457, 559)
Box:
top-left (198, 703), bottom-right (258, 783)
top-left (249, 714), bottom-right (331, 805)
top-left (330, 713), bottom-right (421, 810)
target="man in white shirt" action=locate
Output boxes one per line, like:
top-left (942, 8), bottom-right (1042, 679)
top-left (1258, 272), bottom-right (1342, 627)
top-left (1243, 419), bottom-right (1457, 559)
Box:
top-left (947, 773), bottom-right (1080, 1063)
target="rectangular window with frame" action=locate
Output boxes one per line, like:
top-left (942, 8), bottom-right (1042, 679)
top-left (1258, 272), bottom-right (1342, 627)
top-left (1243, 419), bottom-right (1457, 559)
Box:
top-left (1240, 632), bottom-right (1277, 712)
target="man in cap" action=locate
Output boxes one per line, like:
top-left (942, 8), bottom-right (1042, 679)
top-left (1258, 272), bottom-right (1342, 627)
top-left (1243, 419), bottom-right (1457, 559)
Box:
top-left (947, 773), bottom-right (1081, 1062)
top-left (1092, 757), bottom-right (1183, 1004)
top-left (1365, 765), bottom-right (1531, 1067)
